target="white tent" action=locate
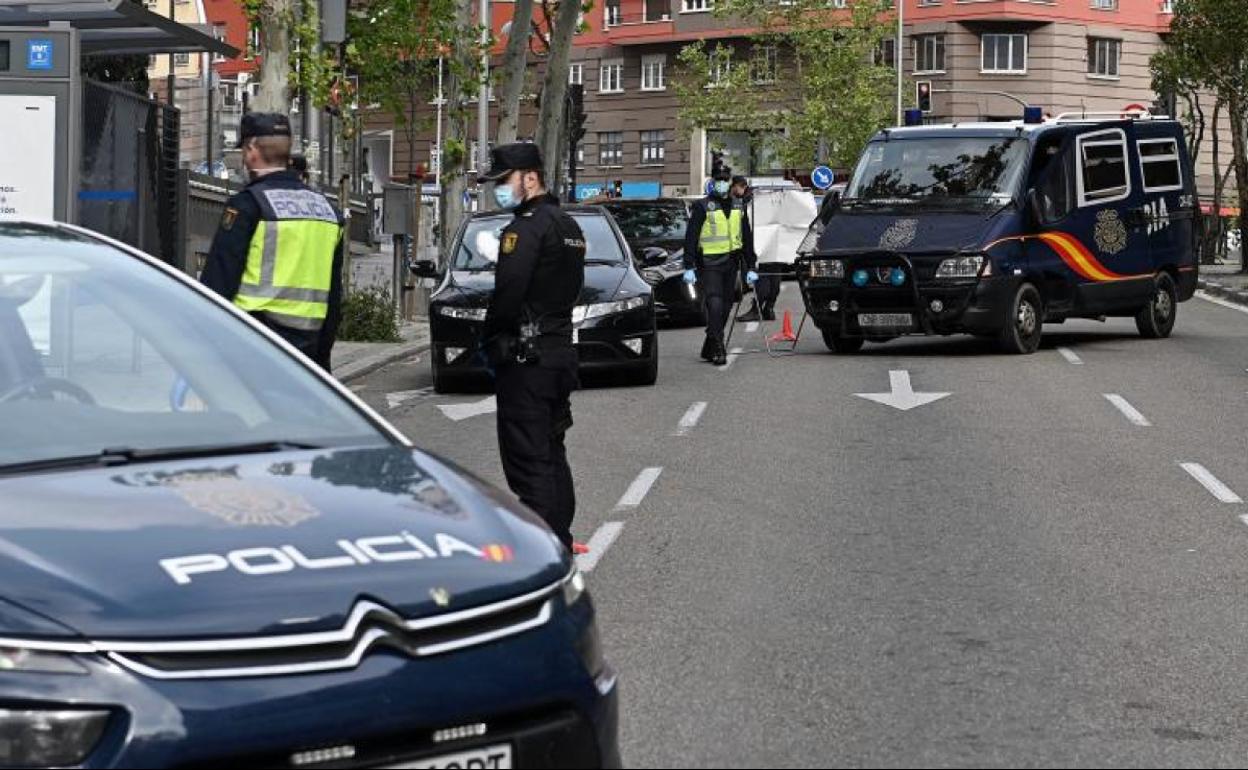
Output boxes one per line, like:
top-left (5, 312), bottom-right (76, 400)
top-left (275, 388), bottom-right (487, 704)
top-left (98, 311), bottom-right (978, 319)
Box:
top-left (748, 186), bottom-right (818, 266)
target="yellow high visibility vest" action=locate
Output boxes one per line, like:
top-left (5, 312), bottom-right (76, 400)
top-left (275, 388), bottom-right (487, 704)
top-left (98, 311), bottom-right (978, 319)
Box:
top-left (234, 186), bottom-right (342, 332)
top-left (699, 200), bottom-right (742, 257)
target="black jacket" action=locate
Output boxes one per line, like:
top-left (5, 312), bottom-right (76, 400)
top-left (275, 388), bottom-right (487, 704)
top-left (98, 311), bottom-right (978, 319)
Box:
top-left (683, 194), bottom-right (756, 271)
top-left (484, 193), bottom-right (586, 368)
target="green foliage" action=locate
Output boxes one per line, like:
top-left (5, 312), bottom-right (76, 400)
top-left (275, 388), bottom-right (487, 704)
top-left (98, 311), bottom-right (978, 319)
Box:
top-left (337, 287), bottom-right (402, 343)
top-left (674, 0), bottom-right (896, 171)
top-left (81, 54), bottom-right (149, 93)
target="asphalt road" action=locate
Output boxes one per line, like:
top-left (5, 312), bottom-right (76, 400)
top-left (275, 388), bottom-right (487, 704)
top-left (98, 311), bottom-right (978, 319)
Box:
top-left (352, 285), bottom-right (1248, 768)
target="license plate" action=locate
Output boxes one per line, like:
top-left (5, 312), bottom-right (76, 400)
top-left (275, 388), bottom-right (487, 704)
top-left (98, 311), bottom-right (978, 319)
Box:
top-left (858, 313), bottom-right (913, 329)
top-left (380, 744), bottom-right (512, 769)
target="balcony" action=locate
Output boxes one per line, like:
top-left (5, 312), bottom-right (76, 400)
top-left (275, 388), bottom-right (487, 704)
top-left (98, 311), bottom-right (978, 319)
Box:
top-left (603, 0), bottom-right (676, 43)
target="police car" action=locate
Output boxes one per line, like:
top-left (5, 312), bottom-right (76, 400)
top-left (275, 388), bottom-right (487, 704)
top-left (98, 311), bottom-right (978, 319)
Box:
top-left (0, 222), bottom-right (620, 768)
top-left (797, 109), bottom-right (1198, 354)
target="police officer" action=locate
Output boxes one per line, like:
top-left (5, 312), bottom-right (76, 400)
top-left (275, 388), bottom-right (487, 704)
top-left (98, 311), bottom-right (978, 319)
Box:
top-left (201, 113), bottom-right (344, 372)
top-left (683, 166), bottom-right (758, 365)
top-left (478, 144), bottom-right (586, 552)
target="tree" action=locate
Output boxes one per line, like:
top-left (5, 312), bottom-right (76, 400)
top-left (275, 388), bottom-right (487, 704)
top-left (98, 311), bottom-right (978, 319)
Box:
top-left (533, 0), bottom-right (584, 187)
top-left (81, 55), bottom-right (150, 94)
top-left (1153, 0), bottom-right (1248, 272)
top-left (674, 0), bottom-right (896, 176)
top-left (439, 0), bottom-right (481, 247)
top-left (496, 0), bottom-right (536, 145)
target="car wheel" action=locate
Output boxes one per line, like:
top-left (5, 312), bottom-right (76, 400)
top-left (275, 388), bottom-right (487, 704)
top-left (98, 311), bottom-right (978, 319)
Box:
top-left (1135, 272), bottom-right (1177, 339)
top-left (998, 283), bottom-right (1044, 355)
top-left (822, 328), bottom-right (864, 354)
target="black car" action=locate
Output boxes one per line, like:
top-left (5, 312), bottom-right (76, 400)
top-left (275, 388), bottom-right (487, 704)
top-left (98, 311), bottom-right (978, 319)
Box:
top-left (601, 199), bottom-right (705, 325)
top-left (418, 206), bottom-right (658, 393)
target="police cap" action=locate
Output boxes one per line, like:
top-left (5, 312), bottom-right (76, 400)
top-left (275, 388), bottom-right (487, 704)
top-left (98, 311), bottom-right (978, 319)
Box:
top-left (237, 112), bottom-right (293, 148)
top-left (478, 142), bottom-right (544, 183)
top-left (713, 165), bottom-right (732, 182)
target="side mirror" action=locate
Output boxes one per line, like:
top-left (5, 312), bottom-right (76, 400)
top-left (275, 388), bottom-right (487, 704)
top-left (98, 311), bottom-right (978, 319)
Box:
top-left (818, 191), bottom-right (842, 224)
top-left (640, 246), bottom-right (670, 267)
top-left (409, 260), bottom-right (439, 279)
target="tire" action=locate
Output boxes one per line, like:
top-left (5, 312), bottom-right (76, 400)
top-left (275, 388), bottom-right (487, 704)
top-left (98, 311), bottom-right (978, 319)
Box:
top-left (1135, 272), bottom-right (1177, 339)
top-left (998, 283), bottom-right (1044, 355)
top-left (822, 328), bottom-right (864, 354)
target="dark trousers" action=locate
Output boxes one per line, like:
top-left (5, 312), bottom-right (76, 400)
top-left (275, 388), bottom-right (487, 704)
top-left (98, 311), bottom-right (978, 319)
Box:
top-left (496, 363), bottom-right (578, 549)
top-left (699, 259), bottom-right (739, 347)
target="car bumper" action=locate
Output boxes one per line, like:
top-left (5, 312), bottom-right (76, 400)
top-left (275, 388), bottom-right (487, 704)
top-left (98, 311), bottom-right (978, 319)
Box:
top-left (650, 278), bottom-right (703, 322)
top-left (5, 600), bottom-right (619, 769)
top-left (800, 274), bottom-right (1016, 337)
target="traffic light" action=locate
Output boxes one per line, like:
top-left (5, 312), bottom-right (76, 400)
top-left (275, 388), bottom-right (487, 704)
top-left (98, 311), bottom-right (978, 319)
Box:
top-left (613, 180), bottom-right (624, 198)
top-left (916, 80), bottom-right (932, 114)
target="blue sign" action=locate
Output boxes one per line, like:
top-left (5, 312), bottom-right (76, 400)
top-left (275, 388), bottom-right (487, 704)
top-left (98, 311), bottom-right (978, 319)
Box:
top-left (26, 40), bottom-right (53, 70)
top-left (811, 165), bottom-right (834, 191)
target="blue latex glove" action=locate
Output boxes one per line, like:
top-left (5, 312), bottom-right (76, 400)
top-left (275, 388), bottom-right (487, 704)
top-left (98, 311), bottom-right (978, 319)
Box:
top-left (683, 269), bottom-right (697, 285)
top-left (746, 270), bottom-right (759, 286)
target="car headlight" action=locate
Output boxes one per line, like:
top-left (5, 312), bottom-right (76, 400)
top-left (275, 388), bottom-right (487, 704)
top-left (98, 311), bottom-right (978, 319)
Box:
top-left (562, 566), bottom-right (587, 607)
top-left (809, 259), bottom-right (845, 279)
top-left (0, 709), bottom-right (111, 767)
top-left (437, 306), bottom-right (487, 321)
top-left (580, 296), bottom-right (648, 320)
top-left (0, 647), bottom-right (87, 675)
top-left (935, 255), bottom-right (988, 279)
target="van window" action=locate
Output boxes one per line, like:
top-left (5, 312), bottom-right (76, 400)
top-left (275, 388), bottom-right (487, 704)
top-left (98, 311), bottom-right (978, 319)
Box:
top-left (1036, 150), bottom-right (1073, 223)
top-left (1138, 138), bottom-right (1183, 193)
top-left (1077, 129), bottom-right (1129, 206)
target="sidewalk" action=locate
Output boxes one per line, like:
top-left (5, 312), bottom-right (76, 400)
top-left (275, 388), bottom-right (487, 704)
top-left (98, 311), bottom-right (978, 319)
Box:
top-left (1197, 260), bottom-right (1248, 308)
top-left (332, 319), bottom-right (431, 384)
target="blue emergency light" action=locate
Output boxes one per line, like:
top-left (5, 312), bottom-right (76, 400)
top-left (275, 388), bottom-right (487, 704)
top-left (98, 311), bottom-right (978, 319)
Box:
top-left (1023, 106), bottom-right (1044, 124)
top-left (904, 108), bottom-right (924, 127)
top-left (890, 269), bottom-right (906, 287)
top-left (852, 269), bottom-right (870, 288)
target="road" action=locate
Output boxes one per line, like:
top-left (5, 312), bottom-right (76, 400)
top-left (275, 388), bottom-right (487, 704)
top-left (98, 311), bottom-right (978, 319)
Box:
top-left (351, 284), bottom-right (1248, 768)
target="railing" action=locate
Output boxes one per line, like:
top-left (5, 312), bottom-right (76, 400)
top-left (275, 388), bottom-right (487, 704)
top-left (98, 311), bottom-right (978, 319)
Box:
top-left (604, 4), bottom-right (674, 26)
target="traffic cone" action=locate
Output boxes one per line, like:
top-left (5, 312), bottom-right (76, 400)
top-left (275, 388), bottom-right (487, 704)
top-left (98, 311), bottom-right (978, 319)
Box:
top-left (769, 309), bottom-right (798, 343)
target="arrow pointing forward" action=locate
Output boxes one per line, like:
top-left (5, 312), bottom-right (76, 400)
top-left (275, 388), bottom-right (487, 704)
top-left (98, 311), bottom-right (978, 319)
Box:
top-left (437, 396), bottom-right (498, 422)
top-left (855, 370), bottom-right (950, 411)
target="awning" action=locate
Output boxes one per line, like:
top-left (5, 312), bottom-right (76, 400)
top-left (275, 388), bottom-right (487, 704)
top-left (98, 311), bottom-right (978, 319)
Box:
top-left (0, 0), bottom-right (239, 57)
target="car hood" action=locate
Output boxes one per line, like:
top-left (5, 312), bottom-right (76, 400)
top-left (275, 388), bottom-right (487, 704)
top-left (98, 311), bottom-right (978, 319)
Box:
top-left (816, 208), bottom-right (1016, 254)
top-left (0, 446), bottom-right (569, 639)
top-left (440, 265), bottom-right (629, 307)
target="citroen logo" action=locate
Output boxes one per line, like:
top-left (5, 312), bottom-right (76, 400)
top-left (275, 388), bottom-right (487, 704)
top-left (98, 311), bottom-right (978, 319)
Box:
top-left (430, 587), bottom-right (451, 607)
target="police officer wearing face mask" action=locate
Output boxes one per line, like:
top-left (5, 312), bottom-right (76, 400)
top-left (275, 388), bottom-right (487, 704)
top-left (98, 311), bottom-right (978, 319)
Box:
top-left (478, 143), bottom-right (586, 553)
top-left (683, 166), bottom-right (758, 365)
top-left (201, 113), bottom-right (344, 371)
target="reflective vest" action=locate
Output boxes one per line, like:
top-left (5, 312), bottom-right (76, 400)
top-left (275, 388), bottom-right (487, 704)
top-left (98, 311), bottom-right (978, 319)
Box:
top-left (234, 186), bottom-right (342, 332)
top-left (699, 200), bottom-right (743, 257)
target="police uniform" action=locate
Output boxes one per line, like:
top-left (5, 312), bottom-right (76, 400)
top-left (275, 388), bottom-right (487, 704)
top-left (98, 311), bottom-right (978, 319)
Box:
top-left (200, 113), bottom-right (344, 369)
top-left (479, 144), bottom-right (586, 551)
top-left (683, 169), bottom-right (757, 364)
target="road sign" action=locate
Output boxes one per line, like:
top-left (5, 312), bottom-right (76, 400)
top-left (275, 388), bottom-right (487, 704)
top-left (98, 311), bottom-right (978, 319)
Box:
top-left (26, 39), bottom-right (53, 70)
top-left (811, 166), bottom-right (834, 191)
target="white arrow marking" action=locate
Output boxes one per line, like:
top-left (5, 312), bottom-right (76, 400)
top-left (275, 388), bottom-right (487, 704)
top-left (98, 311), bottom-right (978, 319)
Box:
top-left (386, 388), bottom-right (432, 410)
top-left (437, 396), bottom-right (498, 422)
top-left (854, 370), bottom-right (951, 411)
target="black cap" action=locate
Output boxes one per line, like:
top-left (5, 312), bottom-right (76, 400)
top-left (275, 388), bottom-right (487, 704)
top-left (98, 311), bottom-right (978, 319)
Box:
top-left (731, 175), bottom-right (748, 186)
top-left (289, 154), bottom-right (308, 173)
top-left (479, 142), bottom-right (544, 183)
top-left (713, 165), bottom-right (732, 181)
top-left (237, 112), bottom-right (292, 148)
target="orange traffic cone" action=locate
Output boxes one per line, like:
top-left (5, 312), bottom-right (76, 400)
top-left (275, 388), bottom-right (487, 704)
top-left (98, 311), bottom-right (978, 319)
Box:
top-left (769, 309), bottom-right (797, 343)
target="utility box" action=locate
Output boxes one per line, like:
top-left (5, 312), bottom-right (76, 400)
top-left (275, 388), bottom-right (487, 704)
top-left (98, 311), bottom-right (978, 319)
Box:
top-left (0, 25), bottom-right (80, 222)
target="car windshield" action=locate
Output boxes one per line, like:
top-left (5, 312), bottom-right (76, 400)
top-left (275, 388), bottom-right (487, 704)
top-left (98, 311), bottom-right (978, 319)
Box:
top-left (454, 213), bottom-right (626, 270)
top-left (605, 203), bottom-right (688, 241)
top-left (0, 224), bottom-right (389, 470)
top-left (845, 136), bottom-right (1029, 207)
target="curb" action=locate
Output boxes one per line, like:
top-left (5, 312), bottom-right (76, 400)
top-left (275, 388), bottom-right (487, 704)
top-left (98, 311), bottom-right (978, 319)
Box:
top-left (334, 339), bottom-right (431, 384)
top-left (1197, 277), bottom-right (1248, 309)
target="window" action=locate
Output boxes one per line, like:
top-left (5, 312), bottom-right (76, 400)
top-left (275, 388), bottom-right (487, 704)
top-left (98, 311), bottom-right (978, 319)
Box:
top-left (1139, 138), bottom-right (1183, 192)
top-left (914, 34), bottom-right (945, 73)
top-left (683, 0), bottom-right (713, 11)
top-left (599, 132), bottom-right (624, 166)
top-left (981, 33), bottom-right (1027, 74)
top-left (1087, 38), bottom-right (1120, 78)
top-left (1077, 129), bottom-right (1130, 205)
top-left (642, 55), bottom-right (666, 91)
top-left (751, 46), bottom-right (778, 84)
top-left (606, 0), bottom-right (622, 25)
top-left (918, 0), bottom-right (941, 5)
top-left (569, 63), bottom-right (584, 86)
top-left (875, 38), bottom-right (896, 69)
top-left (246, 26), bottom-right (260, 59)
top-left (709, 49), bottom-right (732, 86)
top-left (640, 130), bottom-right (666, 164)
top-left (600, 59), bottom-right (624, 93)
top-left (1091, 0), bottom-right (1116, 8)
top-left (576, 143), bottom-right (585, 166)
top-left (174, 52), bottom-right (190, 66)
top-left (212, 24), bottom-right (227, 63)
top-left (831, 0), bottom-right (847, 7)
top-left (1161, 0), bottom-right (1174, 12)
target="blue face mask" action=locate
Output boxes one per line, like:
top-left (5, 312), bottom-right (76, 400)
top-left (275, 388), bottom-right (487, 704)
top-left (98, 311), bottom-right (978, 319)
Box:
top-left (714, 181), bottom-right (731, 197)
top-left (493, 184), bottom-right (521, 210)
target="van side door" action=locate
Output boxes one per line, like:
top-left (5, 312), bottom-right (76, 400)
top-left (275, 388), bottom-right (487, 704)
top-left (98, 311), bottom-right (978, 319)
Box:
top-left (1135, 130), bottom-right (1198, 293)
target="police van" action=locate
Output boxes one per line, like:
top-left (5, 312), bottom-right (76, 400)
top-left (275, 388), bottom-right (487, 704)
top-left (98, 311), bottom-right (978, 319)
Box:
top-left (796, 109), bottom-right (1199, 354)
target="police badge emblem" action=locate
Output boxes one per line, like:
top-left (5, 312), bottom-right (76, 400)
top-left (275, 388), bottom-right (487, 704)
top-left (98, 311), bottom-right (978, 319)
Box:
top-left (172, 479), bottom-right (320, 527)
top-left (879, 219), bottom-right (919, 250)
top-left (501, 232), bottom-right (518, 255)
top-left (1094, 209), bottom-right (1128, 255)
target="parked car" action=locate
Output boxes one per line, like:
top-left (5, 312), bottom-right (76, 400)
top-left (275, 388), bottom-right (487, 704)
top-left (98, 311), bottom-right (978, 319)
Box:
top-left (0, 221), bottom-right (620, 768)
top-left (601, 198), bottom-right (705, 326)
top-left (419, 206), bottom-right (659, 392)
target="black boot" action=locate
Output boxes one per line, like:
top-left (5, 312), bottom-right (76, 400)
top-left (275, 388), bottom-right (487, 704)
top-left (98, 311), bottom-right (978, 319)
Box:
top-left (712, 341), bottom-right (728, 366)
top-left (700, 335), bottom-right (715, 361)
top-left (736, 302), bottom-right (761, 323)
top-left (762, 303), bottom-right (777, 322)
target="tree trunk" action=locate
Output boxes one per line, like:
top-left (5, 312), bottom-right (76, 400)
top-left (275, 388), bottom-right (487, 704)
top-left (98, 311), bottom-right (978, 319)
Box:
top-left (1204, 99), bottom-right (1222, 264)
top-left (1229, 98), bottom-right (1248, 274)
top-left (440, 0), bottom-right (476, 250)
top-left (534, 0), bottom-right (581, 185)
top-left (497, 0), bottom-right (534, 145)
top-left (254, 0), bottom-right (293, 112)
